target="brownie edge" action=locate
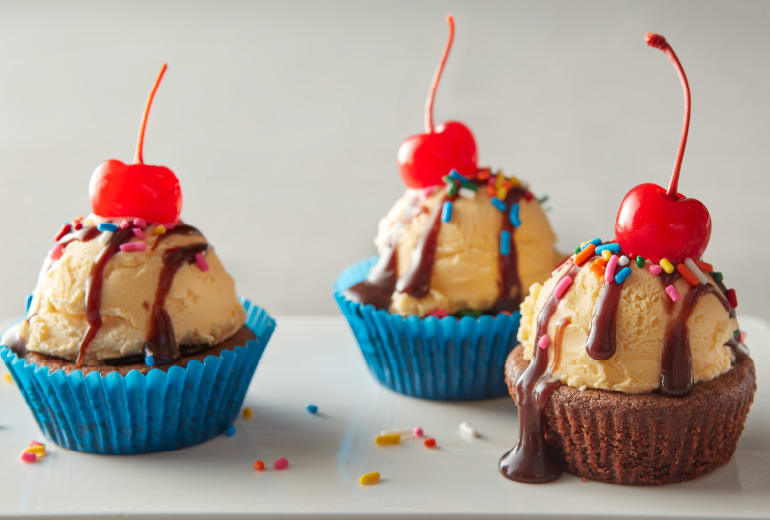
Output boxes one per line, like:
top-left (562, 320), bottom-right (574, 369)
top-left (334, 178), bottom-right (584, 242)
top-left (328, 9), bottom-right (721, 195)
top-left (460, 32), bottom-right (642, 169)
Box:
top-left (505, 346), bottom-right (757, 485)
top-left (23, 325), bottom-right (256, 377)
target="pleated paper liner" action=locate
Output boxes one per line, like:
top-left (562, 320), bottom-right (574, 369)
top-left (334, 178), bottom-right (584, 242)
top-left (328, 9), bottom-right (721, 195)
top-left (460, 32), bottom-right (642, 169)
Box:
top-left (334, 257), bottom-right (521, 400)
top-left (1, 299), bottom-right (275, 454)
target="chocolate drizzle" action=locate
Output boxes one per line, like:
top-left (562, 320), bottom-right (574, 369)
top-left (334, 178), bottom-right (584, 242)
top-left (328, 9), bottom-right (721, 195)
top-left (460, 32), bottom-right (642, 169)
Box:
top-left (346, 180), bottom-right (532, 314)
top-left (585, 280), bottom-right (623, 360)
top-left (660, 282), bottom-right (730, 396)
top-left (395, 196), bottom-right (446, 298)
top-left (151, 223), bottom-right (201, 250)
top-left (494, 188), bottom-right (526, 312)
top-left (499, 265), bottom-right (580, 483)
top-left (76, 227), bottom-right (135, 366)
top-left (146, 242), bottom-right (209, 363)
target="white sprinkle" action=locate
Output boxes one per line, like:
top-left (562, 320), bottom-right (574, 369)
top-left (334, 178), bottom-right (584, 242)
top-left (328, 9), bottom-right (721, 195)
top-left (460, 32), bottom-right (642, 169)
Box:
top-left (618, 255), bottom-right (629, 267)
top-left (684, 258), bottom-right (709, 285)
top-left (458, 421), bottom-right (479, 440)
top-left (379, 428), bottom-right (411, 438)
top-left (458, 187), bottom-right (477, 199)
top-left (98, 231), bottom-right (113, 246)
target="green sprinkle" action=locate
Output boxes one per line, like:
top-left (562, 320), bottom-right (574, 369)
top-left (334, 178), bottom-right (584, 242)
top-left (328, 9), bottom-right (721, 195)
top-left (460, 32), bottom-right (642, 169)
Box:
top-left (460, 180), bottom-right (478, 191)
top-left (574, 246), bottom-right (581, 254)
top-left (448, 182), bottom-right (459, 197)
top-left (537, 195), bottom-right (549, 204)
top-left (457, 309), bottom-right (483, 317)
top-left (734, 329), bottom-right (740, 339)
top-left (636, 255), bottom-right (645, 267)
top-left (712, 272), bottom-right (723, 283)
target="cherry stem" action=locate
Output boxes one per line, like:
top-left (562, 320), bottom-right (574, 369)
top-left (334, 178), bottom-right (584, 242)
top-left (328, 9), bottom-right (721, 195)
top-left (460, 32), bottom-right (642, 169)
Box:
top-left (645, 33), bottom-right (690, 199)
top-left (134, 63), bottom-right (168, 165)
top-left (424, 14), bottom-right (455, 134)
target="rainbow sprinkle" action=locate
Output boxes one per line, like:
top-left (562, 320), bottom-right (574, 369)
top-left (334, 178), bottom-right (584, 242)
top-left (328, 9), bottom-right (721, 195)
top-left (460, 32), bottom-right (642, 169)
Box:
top-left (97, 223), bottom-right (118, 233)
top-left (358, 472), bottom-right (381, 485)
top-left (491, 197), bottom-right (507, 212)
top-left (553, 275), bottom-right (573, 299)
top-left (595, 243), bottom-right (620, 254)
top-left (665, 284), bottom-right (681, 302)
top-left (649, 264), bottom-right (663, 275)
top-left (614, 266), bottom-right (632, 284)
top-left (684, 258), bottom-right (709, 285)
top-left (195, 252), bottom-right (209, 272)
top-left (120, 241), bottom-right (146, 253)
top-left (509, 203), bottom-right (521, 227)
top-left (441, 201), bottom-right (453, 222)
top-left (538, 335), bottom-right (550, 350)
top-left (273, 457), bottom-right (289, 470)
top-left (500, 230), bottom-right (511, 256)
top-left (605, 255), bottom-right (619, 282)
top-left (659, 258), bottom-right (674, 274)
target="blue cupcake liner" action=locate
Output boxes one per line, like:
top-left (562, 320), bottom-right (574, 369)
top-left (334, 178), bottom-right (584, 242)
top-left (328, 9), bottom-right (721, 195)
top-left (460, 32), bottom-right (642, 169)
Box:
top-left (1, 298), bottom-right (275, 454)
top-left (334, 257), bottom-right (520, 400)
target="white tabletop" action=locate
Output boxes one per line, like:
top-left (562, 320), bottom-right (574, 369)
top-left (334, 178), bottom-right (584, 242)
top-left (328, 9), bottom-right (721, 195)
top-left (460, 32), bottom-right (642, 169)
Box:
top-left (0, 315), bottom-right (768, 520)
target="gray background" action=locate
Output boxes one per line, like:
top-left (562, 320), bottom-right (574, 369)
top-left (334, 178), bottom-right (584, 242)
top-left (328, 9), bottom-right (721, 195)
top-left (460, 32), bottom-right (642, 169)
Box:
top-left (0, 0), bottom-right (768, 319)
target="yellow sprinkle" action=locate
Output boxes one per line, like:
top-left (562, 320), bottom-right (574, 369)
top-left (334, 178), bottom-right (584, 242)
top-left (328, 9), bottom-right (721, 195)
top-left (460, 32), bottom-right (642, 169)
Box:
top-left (601, 249), bottom-right (612, 261)
top-left (242, 408), bottom-right (253, 419)
top-left (153, 225), bottom-right (167, 235)
top-left (83, 219), bottom-right (94, 227)
top-left (496, 187), bottom-right (508, 200)
top-left (358, 472), bottom-right (381, 485)
top-left (659, 258), bottom-right (674, 274)
top-left (375, 433), bottom-right (401, 446)
top-left (3, 373), bottom-right (12, 383)
top-left (495, 173), bottom-right (504, 189)
top-left (24, 445), bottom-right (45, 456)
top-left (508, 175), bottom-right (520, 186)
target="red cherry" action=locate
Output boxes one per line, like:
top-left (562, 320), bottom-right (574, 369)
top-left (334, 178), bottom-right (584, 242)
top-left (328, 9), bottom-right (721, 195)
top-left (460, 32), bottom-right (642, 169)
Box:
top-left (89, 64), bottom-right (182, 223)
top-left (615, 33), bottom-right (711, 263)
top-left (397, 14), bottom-right (478, 188)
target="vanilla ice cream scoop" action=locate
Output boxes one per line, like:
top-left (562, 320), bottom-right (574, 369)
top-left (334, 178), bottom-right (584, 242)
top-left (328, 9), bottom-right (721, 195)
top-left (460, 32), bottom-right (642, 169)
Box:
top-left (345, 170), bottom-right (562, 316)
top-left (518, 245), bottom-right (739, 394)
top-left (7, 220), bottom-right (245, 366)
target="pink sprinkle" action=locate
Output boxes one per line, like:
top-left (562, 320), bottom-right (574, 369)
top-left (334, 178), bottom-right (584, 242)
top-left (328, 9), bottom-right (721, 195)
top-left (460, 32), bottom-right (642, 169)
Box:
top-left (665, 284), bottom-right (681, 302)
top-left (412, 426), bottom-right (424, 437)
top-left (605, 255), bottom-right (619, 283)
top-left (119, 219), bottom-right (130, 230)
top-left (739, 331), bottom-right (748, 343)
top-left (273, 457), bottom-right (289, 470)
top-left (195, 252), bottom-right (209, 272)
top-left (50, 242), bottom-right (65, 261)
top-left (538, 335), bottom-right (551, 350)
top-left (428, 309), bottom-right (448, 318)
top-left (132, 228), bottom-right (145, 239)
top-left (29, 441), bottom-right (44, 447)
top-left (20, 452), bottom-right (36, 463)
top-left (133, 218), bottom-right (147, 229)
top-left (119, 241), bottom-right (147, 253)
top-left (553, 276), bottom-right (573, 299)
top-left (649, 264), bottom-right (663, 275)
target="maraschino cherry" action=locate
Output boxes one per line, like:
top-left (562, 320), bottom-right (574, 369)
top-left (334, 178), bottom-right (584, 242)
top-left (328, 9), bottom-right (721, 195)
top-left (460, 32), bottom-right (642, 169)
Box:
top-left (615, 33), bottom-right (711, 263)
top-left (397, 14), bottom-right (478, 188)
top-left (89, 64), bottom-right (182, 224)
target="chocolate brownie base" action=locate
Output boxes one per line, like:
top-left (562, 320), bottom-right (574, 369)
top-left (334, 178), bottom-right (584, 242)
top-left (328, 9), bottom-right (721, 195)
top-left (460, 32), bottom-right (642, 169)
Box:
top-left (23, 325), bottom-right (256, 377)
top-left (505, 346), bottom-right (756, 485)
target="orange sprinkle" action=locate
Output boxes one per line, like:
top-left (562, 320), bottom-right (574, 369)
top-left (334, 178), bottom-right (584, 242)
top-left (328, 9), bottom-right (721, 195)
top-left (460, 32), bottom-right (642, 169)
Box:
top-left (503, 180), bottom-right (512, 190)
top-left (424, 438), bottom-right (436, 448)
top-left (574, 243), bottom-right (596, 266)
top-left (677, 263), bottom-right (699, 286)
top-left (477, 169), bottom-right (491, 181)
top-left (486, 184), bottom-right (496, 197)
top-left (695, 260), bottom-right (713, 273)
top-left (590, 257), bottom-right (607, 278)
top-left (253, 460), bottom-right (265, 471)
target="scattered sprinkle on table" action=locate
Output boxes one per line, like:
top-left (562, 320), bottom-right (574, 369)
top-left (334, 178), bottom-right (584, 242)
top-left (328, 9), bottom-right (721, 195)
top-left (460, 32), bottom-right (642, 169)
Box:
top-left (412, 426), bottom-right (424, 437)
top-left (225, 424), bottom-right (236, 436)
top-left (423, 437), bottom-right (437, 448)
top-left (242, 407), bottom-right (253, 419)
top-left (253, 460), bottom-right (265, 471)
top-left (306, 404), bottom-right (318, 414)
top-left (458, 421), bottom-right (479, 440)
top-left (273, 457), bottom-right (289, 470)
top-left (358, 472), bottom-right (381, 485)
top-left (375, 433), bottom-right (401, 446)
top-left (3, 373), bottom-right (13, 383)
top-left (20, 441), bottom-right (46, 462)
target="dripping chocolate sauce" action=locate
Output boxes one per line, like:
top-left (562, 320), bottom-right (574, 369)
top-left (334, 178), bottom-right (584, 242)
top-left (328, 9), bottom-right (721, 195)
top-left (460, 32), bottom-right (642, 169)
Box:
top-left (499, 264), bottom-right (580, 483)
top-left (146, 242), bottom-right (209, 363)
top-left (345, 181), bottom-right (528, 314)
top-left (502, 250), bottom-right (746, 483)
top-left (67, 222), bottom-right (208, 367)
